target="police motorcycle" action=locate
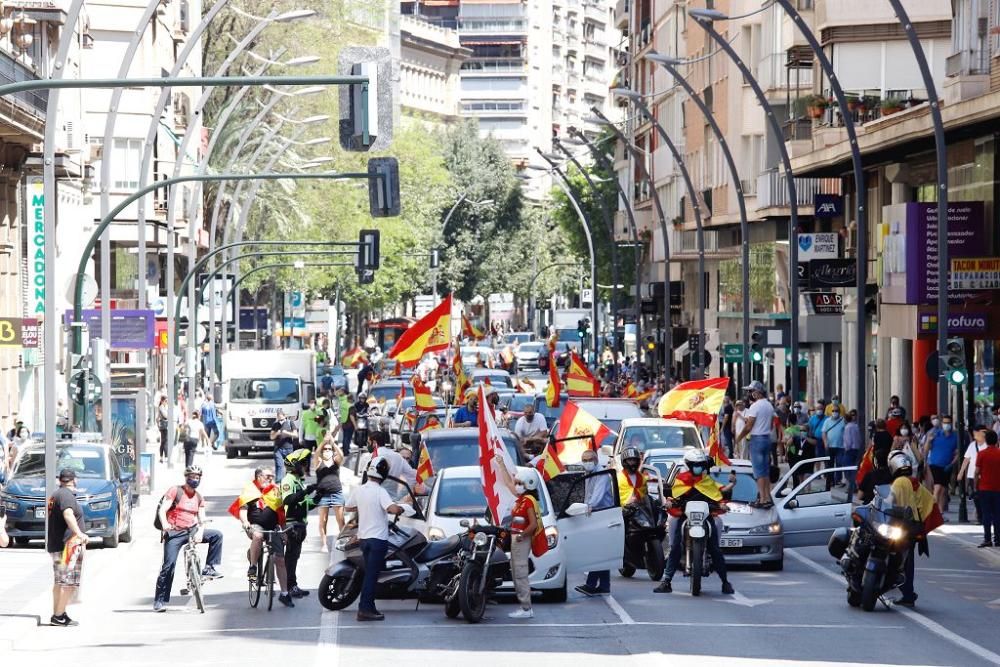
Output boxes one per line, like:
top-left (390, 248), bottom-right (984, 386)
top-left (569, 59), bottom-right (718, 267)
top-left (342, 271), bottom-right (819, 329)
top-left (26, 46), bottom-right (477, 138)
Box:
top-left (442, 519), bottom-right (511, 623)
top-left (665, 458), bottom-right (728, 596)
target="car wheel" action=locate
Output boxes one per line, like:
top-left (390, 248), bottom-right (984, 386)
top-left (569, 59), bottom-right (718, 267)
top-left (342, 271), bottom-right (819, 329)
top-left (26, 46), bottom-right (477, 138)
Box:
top-left (103, 523), bottom-right (120, 548)
top-left (226, 447), bottom-right (236, 460)
top-left (540, 578), bottom-right (567, 603)
top-left (14, 536), bottom-right (30, 546)
top-left (119, 508), bottom-right (133, 544)
top-left (761, 557), bottom-right (783, 571)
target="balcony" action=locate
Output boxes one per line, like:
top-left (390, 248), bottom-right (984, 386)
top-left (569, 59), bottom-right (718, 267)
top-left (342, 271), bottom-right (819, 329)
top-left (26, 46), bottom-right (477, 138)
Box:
top-left (755, 169), bottom-right (840, 211)
top-left (943, 49), bottom-right (990, 104)
top-left (461, 100), bottom-right (528, 116)
top-left (583, 1), bottom-right (606, 23)
top-left (614, 0), bottom-right (628, 30)
top-left (461, 59), bottom-right (526, 75)
top-left (0, 54), bottom-right (47, 120)
top-left (584, 39), bottom-right (606, 62)
top-left (458, 18), bottom-right (527, 34)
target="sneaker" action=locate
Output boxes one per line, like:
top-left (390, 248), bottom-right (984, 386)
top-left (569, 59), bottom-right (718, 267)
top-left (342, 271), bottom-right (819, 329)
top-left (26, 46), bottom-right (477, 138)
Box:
top-left (50, 613), bottom-right (78, 627)
top-left (202, 566), bottom-right (223, 580)
top-left (721, 581), bottom-right (735, 595)
top-left (356, 610), bottom-right (385, 621)
top-left (290, 586), bottom-right (310, 598)
top-left (153, 600), bottom-right (166, 613)
top-left (247, 565), bottom-right (258, 581)
top-left (575, 584), bottom-right (599, 597)
top-left (654, 580), bottom-right (673, 593)
top-left (278, 593), bottom-right (295, 608)
top-left (508, 608), bottom-right (534, 619)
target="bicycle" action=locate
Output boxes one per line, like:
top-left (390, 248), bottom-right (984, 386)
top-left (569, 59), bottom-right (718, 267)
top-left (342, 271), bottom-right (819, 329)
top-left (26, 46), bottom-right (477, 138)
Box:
top-left (248, 526), bottom-right (288, 611)
top-left (178, 523), bottom-right (210, 613)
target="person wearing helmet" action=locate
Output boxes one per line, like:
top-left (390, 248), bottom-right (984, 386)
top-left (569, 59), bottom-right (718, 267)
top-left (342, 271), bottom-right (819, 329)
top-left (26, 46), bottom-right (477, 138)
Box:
top-left (886, 449), bottom-right (939, 607)
top-left (280, 449), bottom-right (320, 599)
top-left (617, 446), bottom-right (648, 506)
top-left (505, 470), bottom-right (543, 620)
top-left (654, 450), bottom-right (736, 595)
top-left (735, 380), bottom-right (776, 508)
top-left (344, 456), bottom-right (407, 622)
top-left (451, 389), bottom-right (479, 427)
top-left (154, 466), bottom-right (224, 612)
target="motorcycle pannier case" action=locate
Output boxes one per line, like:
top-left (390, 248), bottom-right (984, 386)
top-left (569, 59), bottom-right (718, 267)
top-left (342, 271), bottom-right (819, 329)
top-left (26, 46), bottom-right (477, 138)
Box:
top-left (827, 526), bottom-right (850, 559)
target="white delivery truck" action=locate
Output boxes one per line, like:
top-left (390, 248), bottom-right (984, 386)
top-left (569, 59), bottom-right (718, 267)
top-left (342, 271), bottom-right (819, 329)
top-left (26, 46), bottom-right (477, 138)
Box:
top-left (551, 308), bottom-right (592, 353)
top-left (221, 349), bottom-right (317, 459)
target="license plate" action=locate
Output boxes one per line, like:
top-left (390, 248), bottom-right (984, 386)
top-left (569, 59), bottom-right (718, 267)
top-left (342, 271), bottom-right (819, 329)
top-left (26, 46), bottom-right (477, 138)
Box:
top-left (35, 507), bottom-right (46, 519)
top-left (720, 538), bottom-right (743, 548)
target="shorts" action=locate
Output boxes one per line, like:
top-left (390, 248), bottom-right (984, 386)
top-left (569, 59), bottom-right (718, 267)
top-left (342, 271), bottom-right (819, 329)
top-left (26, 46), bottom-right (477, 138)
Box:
top-left (930, 465), bottom-right (950, 486)
top-left (51, 544), bottom-right (85, 587)
top-left (318, 492), bottom-right (345, 507)
top-left (251, 525), bottom-right (285, 558)
top-left (748, 435), bottom-right (772, 480)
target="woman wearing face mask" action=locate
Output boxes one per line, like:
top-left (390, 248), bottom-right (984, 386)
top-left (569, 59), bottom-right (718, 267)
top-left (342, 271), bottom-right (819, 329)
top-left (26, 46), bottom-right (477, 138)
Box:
top-left (313, 433), bottom-right (346, 552)
top-left (892, 422), bottom-right (922, 480)
top-left (926, 415), bottom-right (960, 515)
top-left (506, 470), bottom-right (542, 619)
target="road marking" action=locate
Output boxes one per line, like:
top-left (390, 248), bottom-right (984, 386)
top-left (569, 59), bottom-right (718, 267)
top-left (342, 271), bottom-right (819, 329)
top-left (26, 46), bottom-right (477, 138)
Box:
top-left (315, 611), bottom-right (340, 667)
top-left (743, 580), bottom-right (804, 587)
top-left (604, 594), bottom-right (635, 624)
top-left (717, 591), bottom-right (772, 607)
top-left (787, 548), bottom-right (1000, 666)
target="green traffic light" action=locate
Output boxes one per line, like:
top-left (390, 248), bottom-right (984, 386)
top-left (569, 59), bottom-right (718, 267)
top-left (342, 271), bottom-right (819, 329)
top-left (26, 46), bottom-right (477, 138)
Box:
top-left (751, 350), bottom-right (763, 363)
top-left (948, 369), bottom-right (967, 385)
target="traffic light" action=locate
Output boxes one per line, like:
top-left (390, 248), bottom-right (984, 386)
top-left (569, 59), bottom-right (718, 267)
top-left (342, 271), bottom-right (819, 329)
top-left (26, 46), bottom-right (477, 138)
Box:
top-left (645, 335), bottom-right (656, 353)
top-left (750, 331), bottom-right (764, 363)
top-left (577, 318), bottom-right (590, 340)
top-left (356, 229), bottom-right (379, 285)
top-left (429, 248), bottom-right (440, 270)
top-left (338, 47), bottom-right (393, 152)
top-left (941, 338), bottom-right (968, 385)
top-left (367, 157), bottom-right (400, 217)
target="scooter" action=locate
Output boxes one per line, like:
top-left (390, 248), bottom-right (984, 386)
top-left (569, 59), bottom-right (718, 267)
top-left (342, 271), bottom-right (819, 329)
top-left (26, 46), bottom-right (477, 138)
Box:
top-left (619, 465), bottom-right (666, 581)
top-left (317, 477), bottom-right (462, 611)
top-left (442, 520), bottom-right (511, 623)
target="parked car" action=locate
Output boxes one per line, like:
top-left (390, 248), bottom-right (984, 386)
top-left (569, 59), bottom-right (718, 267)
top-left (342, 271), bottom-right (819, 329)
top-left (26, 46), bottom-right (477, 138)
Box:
top-left (414, 465), bottom-right (624, 602)
top-left (368, 380), bottom-right (410, 406)
top-left (1, 439), bottom-right (135, 548)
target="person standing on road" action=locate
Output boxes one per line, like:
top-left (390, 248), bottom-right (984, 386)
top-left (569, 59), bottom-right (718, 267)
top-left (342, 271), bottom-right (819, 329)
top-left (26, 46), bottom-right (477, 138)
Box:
top-left (200, 395), bottom-right (220, 452)
top-left (339, 390), bottom-right (354, 453)
top-left (157, 395), bottom-right (170, 463)
top-left (280, 449), bottom-right (320, 599)
top-left (886, 450), bottom-right (938, 608)
top-left (842, 410), bottom-right (863, 496)
top-left (720, 396), bottom-right (734, 458)
top-left (926, 415), bottom-right (959, 516)
top-left (344, 456), bottom-right (405, 622)
top-left (735, 381), bottom-right (776, 508)
top-left (974, 429), bottom-right (1000, 548)
top-left (575, 448), bottom-right (613, 597)
top-left (182, 412), bottom-right (210, 468)
top-left (270, 409), bottom-right (298, 481)
top-left (822, 406), bottom-right (846, 487)
top-left (958, 425), bottom-right (989, 529)
top-left (314, 434), bottom-right (346, 552)
top-left (47, 468), bottom-right (88, 626)
top-left (506, 470), bottom-right (542, 619)
top-left (153, 465), bottom-right (223, 612)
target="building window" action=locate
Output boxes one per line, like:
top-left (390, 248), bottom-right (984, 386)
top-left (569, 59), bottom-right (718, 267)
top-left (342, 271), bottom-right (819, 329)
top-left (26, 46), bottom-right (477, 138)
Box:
top-left (112, 138), bottom-right (143, 190)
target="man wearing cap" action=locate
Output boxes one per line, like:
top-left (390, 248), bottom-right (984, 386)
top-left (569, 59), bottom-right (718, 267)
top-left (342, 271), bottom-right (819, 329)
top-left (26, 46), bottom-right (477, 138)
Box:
top-left (735, 381), bottom-right (776, 508)
top-left (451, 390), bottom-right (479, 428)
top-left (47, 468), bottom-right (88, 626)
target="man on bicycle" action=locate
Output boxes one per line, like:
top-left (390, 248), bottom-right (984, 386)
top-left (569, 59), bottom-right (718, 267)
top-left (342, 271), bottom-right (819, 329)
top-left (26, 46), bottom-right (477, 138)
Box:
top-left (154, 465), bottom-right (224, 612)
top-left (280, 449), bottom-right (320, 599)
top-left (236, 467), bottom-right (295, 607)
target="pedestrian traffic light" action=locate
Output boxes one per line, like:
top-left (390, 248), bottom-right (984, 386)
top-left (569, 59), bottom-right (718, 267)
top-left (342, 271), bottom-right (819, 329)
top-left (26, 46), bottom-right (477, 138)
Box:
top-left (750, 331), bottom-right (764, 363)
top-left (941, 338), bottom-right (968, 385)
top-left (339, 47), bottom-right (393, 152)
top-left (367, 157), bottom-right (400, 217)
top-left (357, 229), bottom-right (379, 285)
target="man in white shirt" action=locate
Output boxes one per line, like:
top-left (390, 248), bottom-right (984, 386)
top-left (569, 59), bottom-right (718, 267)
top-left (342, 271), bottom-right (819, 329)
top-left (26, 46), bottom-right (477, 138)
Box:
top-left (513, 403), bottom-right (548, 456)
top-left (958, 425), bottom-right (989, 524)
top-left (345, 457), bottom-right (405, 622)
top-left (735, 381), bottom-right (776, 507)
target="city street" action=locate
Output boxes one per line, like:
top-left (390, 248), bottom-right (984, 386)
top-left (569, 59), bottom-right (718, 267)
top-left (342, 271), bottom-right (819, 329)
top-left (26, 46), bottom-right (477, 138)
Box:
top-left (2, 451), bottom-right (999, 667)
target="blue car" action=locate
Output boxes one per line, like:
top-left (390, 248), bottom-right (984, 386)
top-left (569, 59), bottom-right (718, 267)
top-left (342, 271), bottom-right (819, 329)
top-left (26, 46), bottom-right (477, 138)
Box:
top-left (1, 440), bottom-right (135, 548)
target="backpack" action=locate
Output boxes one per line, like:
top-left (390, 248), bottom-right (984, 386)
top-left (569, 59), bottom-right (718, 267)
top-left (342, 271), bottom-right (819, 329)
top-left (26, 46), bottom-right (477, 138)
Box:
top-left (153, 485), bottom-right (192, 531)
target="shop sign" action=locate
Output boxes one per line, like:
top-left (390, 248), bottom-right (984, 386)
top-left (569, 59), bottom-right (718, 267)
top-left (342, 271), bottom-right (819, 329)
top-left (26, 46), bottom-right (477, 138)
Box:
top-left (25, 177), bottom-right (45, 316)
top-left (809, 259), bottom-right (856, 288)
top-left (797, 232), bottom-right (839, 261)
top-left (917, 311), bottom-right (990, 336)
top-left (809, 292), bottom-right (843, 315)
top-left (949, 257), bottom-right (1000, 290)
top-left (813, 195), bottom-right (843, 218)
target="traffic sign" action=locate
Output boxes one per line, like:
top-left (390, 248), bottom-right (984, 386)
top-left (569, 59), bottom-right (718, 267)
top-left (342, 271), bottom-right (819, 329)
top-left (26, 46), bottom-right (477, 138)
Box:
top-left (581, 288), bottom-right (593, 306)
top-left (783, 348), bottom-right (808, 367)
top-left (69, 370), bottom-right (102, 406)
top-left (723, 344), bottom-right (744, 363)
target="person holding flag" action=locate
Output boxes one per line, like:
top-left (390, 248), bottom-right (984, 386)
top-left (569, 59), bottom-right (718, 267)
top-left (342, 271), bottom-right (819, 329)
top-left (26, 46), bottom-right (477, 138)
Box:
top-left (575, 447), bottom-right (614, 597)
top-left (452, 388), bottom-right (480, 428)
top-left (618, 447), bottom-right (649, 506)
top-left (231, 467), bottom-right (294, 607)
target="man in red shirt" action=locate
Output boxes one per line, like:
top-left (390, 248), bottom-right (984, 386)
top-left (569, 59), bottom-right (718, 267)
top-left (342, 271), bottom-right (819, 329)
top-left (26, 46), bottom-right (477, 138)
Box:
top-left (974, 430), bottom-right (1000, 548)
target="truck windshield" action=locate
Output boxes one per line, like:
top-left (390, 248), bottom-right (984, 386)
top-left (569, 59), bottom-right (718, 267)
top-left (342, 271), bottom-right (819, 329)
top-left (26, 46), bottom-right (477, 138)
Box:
top-left (230, 378), bottom-right (299, 404)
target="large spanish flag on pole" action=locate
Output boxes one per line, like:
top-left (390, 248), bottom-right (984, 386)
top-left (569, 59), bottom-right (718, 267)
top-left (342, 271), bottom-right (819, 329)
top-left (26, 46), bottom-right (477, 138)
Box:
top-left (411, 375), bottom-right (437, 411)
top-left (566, 350), bottom-right (600, 397)
top-left (388, 294), bottom-right (453, 367)
top-left (657, 377), bottom-right (729, 427)
top-left (462, 312), bottom-right (484, 340)
top-left (554, 401), bottom-right (614, 460)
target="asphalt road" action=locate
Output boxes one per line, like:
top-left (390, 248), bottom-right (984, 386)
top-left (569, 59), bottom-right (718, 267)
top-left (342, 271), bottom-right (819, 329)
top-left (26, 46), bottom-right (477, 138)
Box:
top-left (2, 447), bottom-right (999, 667)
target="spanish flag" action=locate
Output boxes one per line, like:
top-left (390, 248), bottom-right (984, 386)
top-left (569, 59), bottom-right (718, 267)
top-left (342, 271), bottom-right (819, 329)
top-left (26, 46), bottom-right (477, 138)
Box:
top-left (416, 443), bottom-right (435, 484)
top-left (658, 377), bottom-right (729, 427)
top-left (566, 351), bottom-right (599, 397)
top-left (461, 312), bottom-right (484, 340)
top-left (389, 294), bottom-right (453, 367)
top-left (342, 346), bottom-right (367, 368)
top-left (623, 380), bottom-right (638, 398)
top-left (554, 401), bottom-right (613, 460)
top-left (452, 344), bottom-right (470, 406)
top-left (855, 445), bottom-right (874, 485)
top-left (534, 442), bottom-right (565, 481)
top-left (707, 426), bottom-right (731, 467)
top-left (419, 414), bottom-right (442, 433)
top-left (672, 471), bottom-right (723, 502)
top-left (411, 375), bottom-right (437, 412)
top-left (227, 481), bottom-right (285, 524)
top-left (518, 377), bottom-right (536, 394)
top-left (392, 361), bottom-right (401, 377)
top-left (396, 383), bottom-right (406, 404)
top-left (545, 352), bottom-right (562, 407)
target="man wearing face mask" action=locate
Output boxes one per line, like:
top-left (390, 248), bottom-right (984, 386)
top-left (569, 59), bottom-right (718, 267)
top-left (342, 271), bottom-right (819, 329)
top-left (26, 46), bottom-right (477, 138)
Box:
top-left (735, 381), bottom-right (776, 508)
top-left (927, 415), bottom-right (960, 515)
top-left (617, 447), bottom-right (648, 506)
top-left (822, 405), bottom-right (846, 488)
top-left (575, 449), bottom-right (614, 596)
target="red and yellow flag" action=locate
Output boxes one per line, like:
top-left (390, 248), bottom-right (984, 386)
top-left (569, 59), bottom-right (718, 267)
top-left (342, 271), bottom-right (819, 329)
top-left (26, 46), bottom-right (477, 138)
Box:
top-left (396, 383), bottom-right (405, 404)
top-left (855, 445), bottom-right (875, 485)
top-left (392, 361), bottom-right (401, 377)
top-left (566, 351), bottom-right (599, 397)
top-left (227, 481), bottom-right (285, 524)
top-left (546, 353), bottom-right (562, 407)
top-left (416, 443), bottom-right (435, 484)
top-left (534, 442), bottom-right (566, 481)
top-left (461, 312), bottom-right (484, 340)
top-left (672, 471), bottom-right (723, 502)
top-left (419, 414), bottom-right (442, 433)
top-left (500, 345), bottom-right (514, 366)
top-left (554, 401), bottom-right (613, 460)
top-left (707, 426), bottom-right (731, 467)
top-left (389, 294), bottom-right (452, 367)
top-left (452, 343), bottom-right (470, 406)
top-left (623, 380), bottom-right (638, 398)
top-left (342, 346), bottom-right (367, 368)
top-left (411, 375), bottom-right (437, 412)
top-left (517, 377), bottom-right (536, 394)
top-left (658, 377), bottom-right (730, 427)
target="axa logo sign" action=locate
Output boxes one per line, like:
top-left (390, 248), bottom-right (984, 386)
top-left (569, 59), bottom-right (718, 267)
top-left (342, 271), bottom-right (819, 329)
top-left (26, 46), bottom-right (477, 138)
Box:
top-left (816, 202), bottom-right (839, 215)
top-left (814, 194), bottom-right (843, 218)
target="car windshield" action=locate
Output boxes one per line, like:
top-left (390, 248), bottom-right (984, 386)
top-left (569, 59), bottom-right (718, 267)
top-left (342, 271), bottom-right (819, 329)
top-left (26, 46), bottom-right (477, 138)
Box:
top-left (620, 425), bottom-right (701, 452)
top-left (436, 472), bottom-right (547, 517)
top-left (471, 372), bottom-right (512, 387)
top-left (645, 457), bottom-right (679, 481)
top-left (502, 394), bottom-right (536, 412)
top-left (711, 471), bottom-right (758, 503)
top-left (505, 333), bottom-right (533, 344)
top-left (14, 446), bottom-right (108, 479)
top-left (556, 329), bottom-right (583, 343)
top-left (371, 384), bottom-right (407, 403)
top-left (517, 343), bottom-right (544, 354)
top-left (230, 378), bottom-right (299, 404)
top-left (425, 434), bottom-right (521, 469)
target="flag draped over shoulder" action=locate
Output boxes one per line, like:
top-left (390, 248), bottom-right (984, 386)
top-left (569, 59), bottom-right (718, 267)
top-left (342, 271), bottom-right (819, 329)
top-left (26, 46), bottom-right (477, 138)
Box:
top-left (416, 444), bottom-right (435, 484)
top-left (462, 312), bottom-right (484, 340)
top-left (342, 346), bottom-right (367, 368)
top-left (706, 426), bottom-right (731, 467)
top-left (672, 471), bottom-right (723, 502)
top-left (534, 441), bottom-right (566, 481)
top-left (554, 401), bottom-right (612, 461)
top-left (478, 384), bottom-right (517, 523)
top-left (411, 375), bottom-right (437, 411)
top-left (566, 351), bottom-right (599, 397)
top-left (228, 481), bottom-right (285, 524)
top-left (658, 377), bottom-right (729, 427)
top-left (389, 294), bottom-right (452, 367)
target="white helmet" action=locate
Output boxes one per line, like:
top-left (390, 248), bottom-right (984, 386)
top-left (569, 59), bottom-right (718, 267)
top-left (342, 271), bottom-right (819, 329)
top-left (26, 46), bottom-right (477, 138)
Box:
top-left (887, 450), bottom-right (912, 478)
top-left (515, 470), bottom-right (538, 492)
top-left (367, 455), bottom-right (390, 481)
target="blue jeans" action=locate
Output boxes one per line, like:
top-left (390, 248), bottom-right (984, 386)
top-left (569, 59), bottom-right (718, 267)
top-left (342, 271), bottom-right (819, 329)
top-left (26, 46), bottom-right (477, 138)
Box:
top-left (748, 435), bottom-right (771, 480)
top-left (663, 515), bottom-right (728, 584)
top-left (828, 447), bottom-right (844, 484)
top-left (585, 570), bottom-right (610, 592)
top-left (274, 446), bottom-right (293, 481)
top-left (980, 490), bottom-right (1000, 544)
top-left (841, 449), bottom-right (861, 495)
top-left (154, 528), bottom-right (223, 603)
top-left (359, 538), bottom-right (389, 613)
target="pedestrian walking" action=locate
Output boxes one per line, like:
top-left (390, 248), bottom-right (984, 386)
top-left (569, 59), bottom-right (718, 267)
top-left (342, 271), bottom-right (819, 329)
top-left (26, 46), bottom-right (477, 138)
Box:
top-left (574, 448), bottom-right (613, 597)
top-left (157, 395), bottom-right (170, 463)
top-left (47, 468), bottom-right (88, 626)
top-left (200, 395), bottom-right (220, 451)
top-left (927, 415), bottom-right (959, 516)
top-left (957, 426), bottom-right (988, 526)
top-left (974, 429), bottom-right (1000, 548)
top-left (182, 412), bottom-right (210, 469)
top-left (270, 409), bottom-right (298, 481)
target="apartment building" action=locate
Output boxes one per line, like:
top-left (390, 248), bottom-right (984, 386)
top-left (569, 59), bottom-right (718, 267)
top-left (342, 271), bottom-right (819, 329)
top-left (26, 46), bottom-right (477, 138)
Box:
top-left (400, 14), bottom-right (470, 125)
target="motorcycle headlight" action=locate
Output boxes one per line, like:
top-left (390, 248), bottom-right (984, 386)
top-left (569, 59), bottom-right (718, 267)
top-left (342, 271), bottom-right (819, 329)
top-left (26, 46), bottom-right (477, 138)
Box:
top-left (545, 525), bottom-right (559, 549)
top-left (473, 532), bottom-right (489, 547)
top-left (876, 523), bottom-right (904, 541)
top-left (427, 527), bottom-right (446, 542)
top-left (748, 522), bottom-right (782, 535)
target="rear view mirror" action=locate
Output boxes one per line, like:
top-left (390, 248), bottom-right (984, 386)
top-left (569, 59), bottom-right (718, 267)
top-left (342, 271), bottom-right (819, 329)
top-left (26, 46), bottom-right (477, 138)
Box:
top-left (565, 502), bottom-right (589, 517)
top-left (459, 519), bottom-right (471, 528)
top-left (785, 498), bottom-right (799, 510)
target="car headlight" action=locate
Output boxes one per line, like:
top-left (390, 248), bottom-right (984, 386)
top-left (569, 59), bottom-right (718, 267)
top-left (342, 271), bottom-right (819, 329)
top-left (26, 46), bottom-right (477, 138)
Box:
top-left (748, 522), bottom-right (782, 535)
top-left (876, 523), bottom-right (904, 541)
top-left (545, 525), bottom-right (558, 549)
top-left (427, 527), bottom-right (446, 542)
top-left (2, 499), bottom-right (18, 511)
top-left (90, 501), bottom-right (112, 511)
top-left (473, 532), bottom-right (489, 547)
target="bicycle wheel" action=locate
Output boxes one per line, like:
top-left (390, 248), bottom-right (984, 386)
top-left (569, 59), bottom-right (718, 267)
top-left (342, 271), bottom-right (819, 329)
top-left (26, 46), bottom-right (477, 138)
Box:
top-left (265, 551), bottom-right (276, 611)
top-left (248, 558), bottom-right (263, 608)
top-left (188, 552), bottom-right (205, 613)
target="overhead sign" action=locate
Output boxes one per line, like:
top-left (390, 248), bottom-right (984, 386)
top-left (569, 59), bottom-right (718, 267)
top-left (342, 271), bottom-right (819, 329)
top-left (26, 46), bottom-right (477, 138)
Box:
top-left (949, 257), bottom-right (1000, 290)
top-left (810, 259), bottom-right (856, 288)
top-left (24, 176), bottom-right (45, 317)
top-left (918, 311), bottom-right (990, 336)
top-left (0, 317), bottom-right (38, 348)
top-left (797, 232), bottom-right (839, 262)
top-left (722, 343), bottom-right (744, 362)
top-left (813, 195), bottom-right (843, 218)
top-left (197, 274), bottom-right (237, 324)
top-left (63, 309), bottom-right (156, 349)
top-left (808, 292), bottom-right (844, 315)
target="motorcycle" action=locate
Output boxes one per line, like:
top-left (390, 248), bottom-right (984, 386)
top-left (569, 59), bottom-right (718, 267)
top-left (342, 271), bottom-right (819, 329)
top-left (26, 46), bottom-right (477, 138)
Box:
top-left (673, 498), bottom-right (727, 596)
top-left (619, 465), bottom-right (666, 581)
top-left (318, 478), bottom-right (462, 611)
top-left (442, 520), bottom-right (511, 623)
top-left (828, 496), bottom-right (919, 611)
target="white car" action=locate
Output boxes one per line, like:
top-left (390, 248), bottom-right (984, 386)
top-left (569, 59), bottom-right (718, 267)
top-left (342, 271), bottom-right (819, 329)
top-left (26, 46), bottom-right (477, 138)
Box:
top-left (609, 417), bottom-right (706, 461)
top-left (412, 465), bottom-right (624, 602)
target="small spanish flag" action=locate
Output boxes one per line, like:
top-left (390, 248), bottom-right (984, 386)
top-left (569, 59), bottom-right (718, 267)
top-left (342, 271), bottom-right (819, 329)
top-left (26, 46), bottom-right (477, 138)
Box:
top-left (419, 415), bottom-right (442, 433)
top-left (855, 445), bottom-right (875, 485)
top-left (396, 383), bottom-right (406, 404)
top-left (623, 380), bottom-right (638, 398)
top-left (462, 312), bottom-right (484, 340)
top-left (411, 375), bottom-right (437, 412)
top-left (416, 444), bottom-right (435, 484)
top-left (707, 426), bottom-right (731, 467)
top-left (392, 361), bottom-right (401, 377)
top-left (566, 351), bottom-right (599, 397)
top-left (546, 353), bottom-right (561, 407)
top-left (534, 442), bottom-right (565, 481)
top-left (227, 481), bottom-right (285, 524)
top-left (342, 346), bottom-right (367, 368)
top-left (389, 294), bottom-right (452, 367)
top-left (554, 401), bottom-right (612, 460)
